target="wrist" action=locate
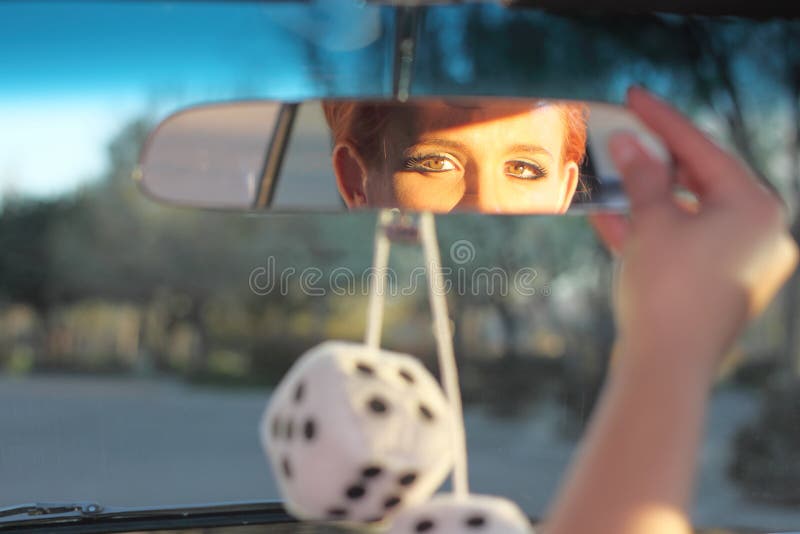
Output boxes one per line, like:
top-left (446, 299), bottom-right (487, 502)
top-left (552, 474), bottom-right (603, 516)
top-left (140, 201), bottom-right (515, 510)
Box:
top-left (610, 331), bottom-right (721, 387)
top-left (614, 286), bottom-right (748, 375)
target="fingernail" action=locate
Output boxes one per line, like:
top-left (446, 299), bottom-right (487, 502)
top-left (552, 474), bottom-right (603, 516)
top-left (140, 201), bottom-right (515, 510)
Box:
top-left (608, 132), bottom-right (640, 167)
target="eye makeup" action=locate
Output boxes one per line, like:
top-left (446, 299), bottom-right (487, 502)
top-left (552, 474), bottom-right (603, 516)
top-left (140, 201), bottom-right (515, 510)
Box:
top-left (402, 153), bottom-right (460, 173)
top-left (504, 160), bottom-right (548, 180)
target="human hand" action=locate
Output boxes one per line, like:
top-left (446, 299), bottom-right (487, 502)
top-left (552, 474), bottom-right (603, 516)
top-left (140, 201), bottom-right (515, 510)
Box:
top-left (591, 87), bottom-right (798, 372)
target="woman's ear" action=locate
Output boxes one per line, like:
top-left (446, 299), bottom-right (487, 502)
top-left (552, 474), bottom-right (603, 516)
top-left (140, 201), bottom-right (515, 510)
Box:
top-left (557, 161), bottom-right (580, 214)
top-left (332, 142), bottom-right (368, 208)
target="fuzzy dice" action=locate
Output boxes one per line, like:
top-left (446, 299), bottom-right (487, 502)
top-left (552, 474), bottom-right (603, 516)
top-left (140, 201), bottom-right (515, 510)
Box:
top-left (260, 341), bottom-right (456, 524)
top-left (387, 494), bottom-right (534, 534)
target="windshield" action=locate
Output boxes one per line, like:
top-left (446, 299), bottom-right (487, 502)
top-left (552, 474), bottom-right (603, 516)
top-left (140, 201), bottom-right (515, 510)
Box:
top-left (1, 2), bottom-right (799, 532)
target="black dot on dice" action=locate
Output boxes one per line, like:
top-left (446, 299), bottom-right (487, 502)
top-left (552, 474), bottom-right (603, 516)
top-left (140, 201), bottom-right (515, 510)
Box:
top-left (362, 465), bottom-right (383, 478)
top-left (303, 419), bottom-right (316, 441)
top-left (398, 368), bottom-right (415, 384)
top-left (281, 457), bottom-right (292, 478)
top-left (384, 495), bottom-right (401, 509)
top-left (419, 403), bottom-right (435, 421)
top-left (415, 519), bottom-right (435, 532)
top-left (466, 515), bottom-right (486, 528)
top-left (293, 382), bottom-right (305, 403)
top-left (285, 420), bottom-right (293, 440)
top-left (398, 472), bottom-right (417, 486)
top-left (368, 396), bottom-right (389, 415)
top-left (345, 484), bottom-right (366, 499)
top-left (327, 507), bottom-right (347, 519)
top-left (356, 362), bottom-right (375, 376)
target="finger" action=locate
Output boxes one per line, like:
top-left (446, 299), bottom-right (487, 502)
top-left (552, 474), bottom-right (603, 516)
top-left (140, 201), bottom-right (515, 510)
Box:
top-left (626, 86), bottom-right (754, 201)
top-left (589, 212), bottom-right (629, 256)
top-left (609, 132), bottom-right (675, 218)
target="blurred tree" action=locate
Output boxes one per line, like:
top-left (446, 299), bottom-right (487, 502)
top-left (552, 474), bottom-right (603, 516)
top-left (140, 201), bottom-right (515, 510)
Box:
top-left (32, 117), bottom-right (359, 375)
top-left (0, 198), bottom-right (72, 310)
top-left (729, 378), bottom-right (800, 505)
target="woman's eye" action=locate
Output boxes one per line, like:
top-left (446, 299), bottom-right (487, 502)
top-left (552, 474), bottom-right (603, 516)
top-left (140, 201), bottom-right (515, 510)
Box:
top-left (405, 155), bottom-right (457, 173)
top-left (504, 160), bottom-right (547, 180)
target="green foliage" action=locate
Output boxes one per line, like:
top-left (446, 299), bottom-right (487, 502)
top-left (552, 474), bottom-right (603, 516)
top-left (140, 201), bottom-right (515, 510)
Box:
top-left (0, 198), bottom-right (75, 308)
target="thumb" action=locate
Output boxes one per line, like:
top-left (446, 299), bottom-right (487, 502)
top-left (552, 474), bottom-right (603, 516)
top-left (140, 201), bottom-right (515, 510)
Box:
top-left (609, 132), bottom-right (674, 218)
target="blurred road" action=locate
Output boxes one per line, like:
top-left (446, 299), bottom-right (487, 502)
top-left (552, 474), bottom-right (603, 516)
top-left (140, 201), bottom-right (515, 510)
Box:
top-left (1, 375), bottom-right (799, 530)
top-left (0, 375), bottom-right (276, 507)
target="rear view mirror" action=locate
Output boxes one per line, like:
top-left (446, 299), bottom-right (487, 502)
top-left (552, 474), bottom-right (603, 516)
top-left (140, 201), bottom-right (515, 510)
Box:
top-left (137, 98), bottom-right (668, 214)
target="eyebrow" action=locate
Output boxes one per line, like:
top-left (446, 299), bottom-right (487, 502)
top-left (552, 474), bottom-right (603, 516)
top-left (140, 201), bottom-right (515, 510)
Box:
top-left (406, 138), bottom-right (468, 153)
top-left (506, 144), bottom-right (554, 160)
top-left (405, 138), bottom-right (553, 160)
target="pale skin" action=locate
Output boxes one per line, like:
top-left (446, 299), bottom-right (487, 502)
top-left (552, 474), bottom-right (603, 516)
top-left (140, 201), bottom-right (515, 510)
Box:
top-left (543, 87), bottom-right (799, 534)
top-left (332, 101), bottom-right (580, 214)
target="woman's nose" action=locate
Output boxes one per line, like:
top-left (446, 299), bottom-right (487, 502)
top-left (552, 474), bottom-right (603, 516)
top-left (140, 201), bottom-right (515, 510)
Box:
top-left (455, 168), bottom-right (502, 213)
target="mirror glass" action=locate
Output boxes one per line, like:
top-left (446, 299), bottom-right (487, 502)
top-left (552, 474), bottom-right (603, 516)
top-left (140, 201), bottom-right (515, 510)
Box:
top-left (137, 102), bottom-right (283, 209)
top-left (138, 98), bottom-right (668, 214)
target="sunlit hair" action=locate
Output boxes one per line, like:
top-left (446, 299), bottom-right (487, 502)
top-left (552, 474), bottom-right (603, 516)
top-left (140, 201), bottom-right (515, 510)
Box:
top-left (322, 99), bottom-right (589, 167)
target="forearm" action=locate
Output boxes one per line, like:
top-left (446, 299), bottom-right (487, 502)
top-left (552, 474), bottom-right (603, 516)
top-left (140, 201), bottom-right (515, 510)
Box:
top-left (543, 338), bottom-right (716, 534)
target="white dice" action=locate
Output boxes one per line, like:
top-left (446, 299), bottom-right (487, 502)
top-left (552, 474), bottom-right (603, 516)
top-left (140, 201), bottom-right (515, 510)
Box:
top-left (387, 494), bottom-right (534, 534)
top-left (260, 341), bottom-right (455, 524)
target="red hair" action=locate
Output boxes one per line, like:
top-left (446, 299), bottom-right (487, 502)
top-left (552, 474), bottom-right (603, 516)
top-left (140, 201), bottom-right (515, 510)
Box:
top-left (322, 100), bottom-right (589, 167)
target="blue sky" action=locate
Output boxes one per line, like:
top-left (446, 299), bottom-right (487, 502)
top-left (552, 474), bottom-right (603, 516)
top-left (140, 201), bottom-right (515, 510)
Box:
top-left (0, 1), bottom-right (391, 198)
top-left (0, 94), bottom-right (145, 197)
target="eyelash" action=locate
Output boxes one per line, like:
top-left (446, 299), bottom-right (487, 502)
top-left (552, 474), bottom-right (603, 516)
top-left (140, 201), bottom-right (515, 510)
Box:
top-left (402, 156), bottom-right (424, 170)
top-left (505, 160), bottom-right (548, 181)
top-left (402, 154), bottom-right (456, 172)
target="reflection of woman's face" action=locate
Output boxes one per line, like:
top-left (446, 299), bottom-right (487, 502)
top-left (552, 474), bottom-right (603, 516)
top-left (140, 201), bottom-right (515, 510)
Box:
top-left (334, 101), bottom-right (580, 214)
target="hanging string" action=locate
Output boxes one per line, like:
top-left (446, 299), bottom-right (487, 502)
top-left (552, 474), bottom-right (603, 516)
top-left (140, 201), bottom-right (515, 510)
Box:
top-left (419, 212), bottom-right (469, 498)
top-left (363, 209), bottom-right (469, 497)
top-left (364, 210), bottom-right (393, 350)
